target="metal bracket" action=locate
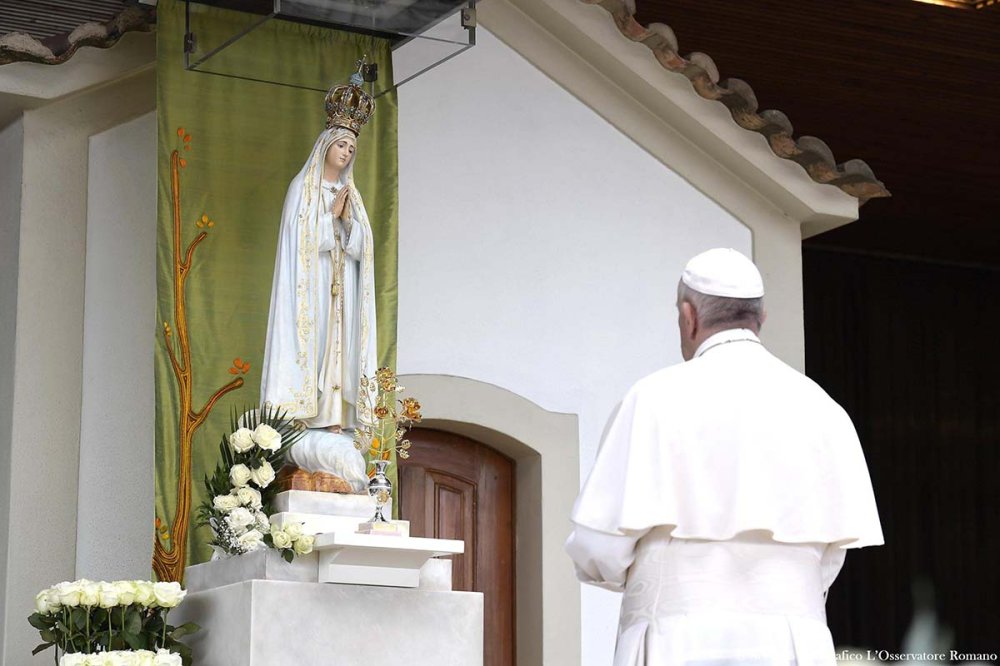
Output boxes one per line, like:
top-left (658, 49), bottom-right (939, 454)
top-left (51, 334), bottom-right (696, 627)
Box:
top-left (461, 7), bottom-right (477, 29)
top-left (182, 0), bottom-right (476, 97)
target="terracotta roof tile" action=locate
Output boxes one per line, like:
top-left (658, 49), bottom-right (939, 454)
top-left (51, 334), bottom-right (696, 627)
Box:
top-left (0, 5), bottom-right (154, 66)
top-left (584, 0), bottom-right (890, 203)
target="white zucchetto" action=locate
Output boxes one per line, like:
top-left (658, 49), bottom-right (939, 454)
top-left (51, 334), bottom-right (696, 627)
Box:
top-left (681, 248), bottom-right (764, 298)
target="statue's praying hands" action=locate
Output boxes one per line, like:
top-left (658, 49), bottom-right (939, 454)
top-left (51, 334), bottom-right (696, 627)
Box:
top-left (332, 185), bottom-right (352, 221)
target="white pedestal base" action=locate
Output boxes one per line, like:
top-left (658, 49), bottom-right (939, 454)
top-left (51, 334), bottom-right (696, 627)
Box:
top-left (172, 581), bottom-right (483, 666)
top-left (184, 549), bottom-right (455, 593)
top-left (313, 532), bottom-right (464, 587)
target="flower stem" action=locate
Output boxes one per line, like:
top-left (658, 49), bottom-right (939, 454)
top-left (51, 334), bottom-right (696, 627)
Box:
top-left (162, 608), bottom-right (169, 648)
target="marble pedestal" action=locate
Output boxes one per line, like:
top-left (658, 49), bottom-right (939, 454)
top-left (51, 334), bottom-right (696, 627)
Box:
top-left (172, 580), bottom-right (484, 666)
top-left (185, 549), bottom-right (455, 593)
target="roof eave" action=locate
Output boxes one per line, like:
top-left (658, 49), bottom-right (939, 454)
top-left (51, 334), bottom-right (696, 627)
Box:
top-left (497, 0), bottom-right (887, 230)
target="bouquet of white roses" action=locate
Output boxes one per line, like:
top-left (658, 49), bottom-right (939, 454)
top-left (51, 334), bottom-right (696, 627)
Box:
top-left (28, 580), bottom-right (196, 665)
top-left (60, 649), bottom-right (180, 665)
top-left (198, 405), bottom-right (313, 561)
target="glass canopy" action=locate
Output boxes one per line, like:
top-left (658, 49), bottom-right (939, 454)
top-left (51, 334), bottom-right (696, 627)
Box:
top-left (183, 0), bottom-right (476, 97)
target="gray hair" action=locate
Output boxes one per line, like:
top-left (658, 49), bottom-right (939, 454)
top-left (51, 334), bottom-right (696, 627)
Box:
top-left (677, 281), bottom-right (765, 331)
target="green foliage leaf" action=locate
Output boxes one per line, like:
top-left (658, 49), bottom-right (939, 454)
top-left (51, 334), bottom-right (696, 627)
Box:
top-left (122, 629), bottom-right (144, 650)
top-left (169, 621), bottom-right (200, 639)
top-left (31, 642), bottom-right (54, 656)
top-left (282, 549), bottom-right (294, 563)
top-left (27, 613), bottom-right (52, 630)
top-left (71, 608), bottom-right (87, 630)
top-left (125, 607), bottom-right (142, 635)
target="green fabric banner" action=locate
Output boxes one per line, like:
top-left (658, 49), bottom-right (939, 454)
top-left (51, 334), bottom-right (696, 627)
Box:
top-left (153, 0), bottom-right (398, 582)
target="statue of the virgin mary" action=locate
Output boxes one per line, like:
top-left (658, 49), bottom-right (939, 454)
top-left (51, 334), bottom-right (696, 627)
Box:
top-left (260, 68), bottom-right (377, 493)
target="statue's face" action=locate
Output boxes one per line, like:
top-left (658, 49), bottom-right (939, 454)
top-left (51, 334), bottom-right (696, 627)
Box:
top-left (326, 135), bottom-right (356, 172)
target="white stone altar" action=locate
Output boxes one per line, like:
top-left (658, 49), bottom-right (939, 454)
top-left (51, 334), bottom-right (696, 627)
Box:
top-left (172, 580), bottom-right (483, 666)
top-left (178, 491), bottom-right (481, 665)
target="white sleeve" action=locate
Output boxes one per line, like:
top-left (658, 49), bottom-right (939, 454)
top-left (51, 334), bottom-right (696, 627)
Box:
top-left (820, 543), bottom-right (847, 594)
top-left (565, 524), bottom-right (645, 592)
top-left (340, 204), bottom-right (365, 260)
top-left (316, 213), bottom-right (338, 252)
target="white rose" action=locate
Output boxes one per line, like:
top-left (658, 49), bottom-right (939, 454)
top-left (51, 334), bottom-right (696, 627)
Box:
top-left (34, 589), bottom-right (51, 614)
top-left (226, 507), bottom-right (255, 532)
top-left (152, 581), bottom-right (185, 608)
top-left (133, 581), bottom-right (155, 607)
top-left (56, 580), bottom-right (82, 607)
top-left (98, 581), bottom-right (120, 609)
top-left (112, 581), bottom-right (136, 606)
top-left (153, 649), bottom-right (182, 666)
top-left (283, 522), bottom-right (304, 540)
top-left (229, 427), bottom-right (255, 453)
top-left (237, 529), bottom-right (265, 552)
top-left (271, 529), bottom-right (293, 549)
top-left (255, 511), bottom-right (271, 531)
top-left (80, 580), bottom-right (100, 607)
top-left (229, 463), bottom-right (252, 488)
top-left (212, 493), bottom-right (241, 512)
top-left (59, 653), bottom-right (88, 666)
top-left (89, 653), bottom-right (117, 666)
top-left (116, 652), bottom-right (140, 666)
top-left (292, 534), bottom-right (314, 555)
top-left (45, 586), bottom-right (62, 611)
top-left (249, 460), bottom-right (275, 488)
top-left (235, 486), bottom-right (262, 509)
top-left (252, 423), bottom-right (282, 452)
top-left (133, 651), bottom-right (156, 666)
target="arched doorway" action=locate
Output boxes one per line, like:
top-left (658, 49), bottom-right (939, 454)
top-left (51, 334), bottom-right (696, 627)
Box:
top-left (399, 427), bottom-right (515, 666)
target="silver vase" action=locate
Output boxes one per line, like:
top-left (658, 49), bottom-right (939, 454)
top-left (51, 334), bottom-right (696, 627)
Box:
top-left (367, 459), bottom-right (392, 523)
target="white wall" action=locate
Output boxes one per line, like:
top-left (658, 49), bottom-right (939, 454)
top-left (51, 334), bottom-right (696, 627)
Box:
top-left (75, 112), bottom-right (157, 580)
top-left (0, 117), bottom-right (24, 663)
top-left (1, 70), bottom-right (154, 664)
top-left (396, 28), bottom-right (750, 665)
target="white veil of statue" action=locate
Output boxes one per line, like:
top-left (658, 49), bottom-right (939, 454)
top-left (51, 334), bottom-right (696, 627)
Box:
top-left (259, 119), bottom-right (377, 491)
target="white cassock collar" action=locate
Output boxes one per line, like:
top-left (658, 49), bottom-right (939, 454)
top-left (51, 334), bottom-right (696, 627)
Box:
top-left (693, 328), bottom-right (761, 359)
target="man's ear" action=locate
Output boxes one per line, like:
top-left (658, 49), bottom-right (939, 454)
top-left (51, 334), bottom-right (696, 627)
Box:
top-left (681, 301), bottom-right (698, 339)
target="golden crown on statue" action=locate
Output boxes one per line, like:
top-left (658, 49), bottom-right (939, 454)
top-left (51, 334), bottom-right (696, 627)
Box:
top-left (325, 58), bottom-right (375, 135)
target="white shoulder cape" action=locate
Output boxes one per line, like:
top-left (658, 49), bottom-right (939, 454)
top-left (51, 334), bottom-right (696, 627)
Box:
top-left (572, 336), bottom-right (883, 549)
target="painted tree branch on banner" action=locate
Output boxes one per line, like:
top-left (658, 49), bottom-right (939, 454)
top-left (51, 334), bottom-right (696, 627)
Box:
top-left (153, 130), bottom-right (247, 583)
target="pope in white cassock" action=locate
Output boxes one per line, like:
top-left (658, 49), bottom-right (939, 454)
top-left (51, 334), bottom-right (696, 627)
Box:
top-left (566, 248), bottom-right (883, 666)
top-left (259, 74), bottom-right (378, 492)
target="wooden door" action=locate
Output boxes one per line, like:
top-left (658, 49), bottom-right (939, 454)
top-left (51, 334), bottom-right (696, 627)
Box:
top-left (398, 428), bottom-right (515, 666)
